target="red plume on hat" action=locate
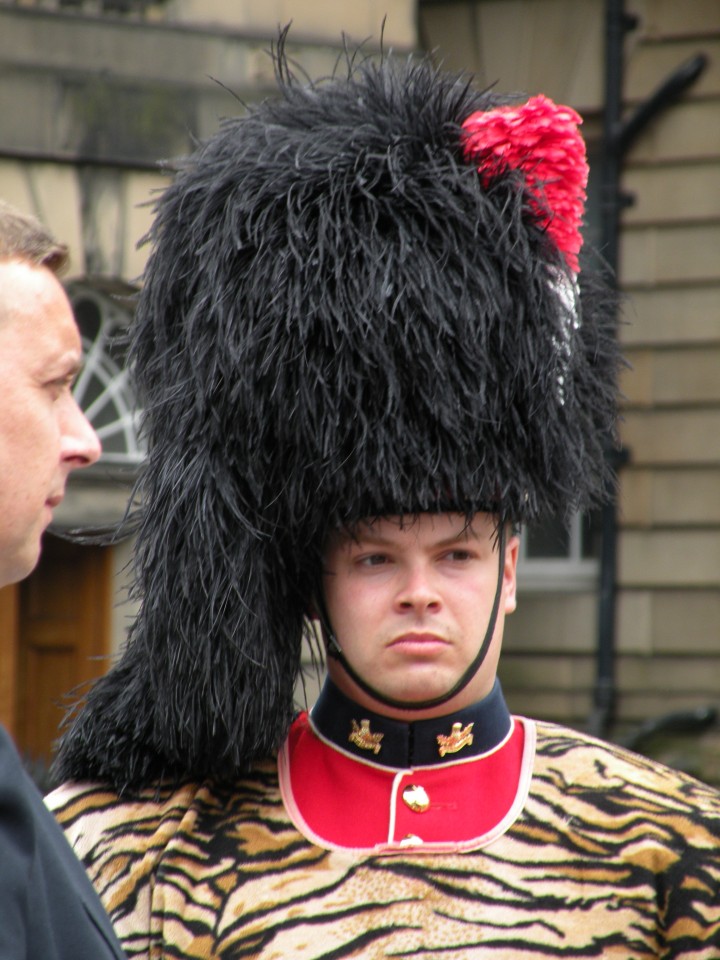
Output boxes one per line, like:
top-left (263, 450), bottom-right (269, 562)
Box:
top-left (462, 95), bottom-right (588, 273)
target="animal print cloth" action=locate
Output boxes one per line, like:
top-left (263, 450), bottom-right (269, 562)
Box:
top-left (47, 719), bottom-right (720, 958)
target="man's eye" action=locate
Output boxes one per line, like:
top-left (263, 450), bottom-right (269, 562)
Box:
top-left (359, 554), bottom-right (388, 567)
top-left (45, 379), bottom-right (67, 398)
top-left (47, 375), bottom-right (76, 396)
top-left (445, 550), bottom-right (473, 562)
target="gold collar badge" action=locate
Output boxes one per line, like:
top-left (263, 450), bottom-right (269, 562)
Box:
top-left (437, 721), bottom-right (474, 757)
top-left (349, 719), bottom-right (384, 755)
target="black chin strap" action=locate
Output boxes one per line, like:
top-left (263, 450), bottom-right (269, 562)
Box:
top-left (322, 523), bottom-right (507, 712)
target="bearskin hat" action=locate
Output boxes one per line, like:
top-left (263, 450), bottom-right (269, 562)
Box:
top-left (54, 39), bottom-right (621, 791)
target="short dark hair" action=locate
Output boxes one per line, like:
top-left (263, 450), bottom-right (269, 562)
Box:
top-left (0, 200), bottom-right (68, 275)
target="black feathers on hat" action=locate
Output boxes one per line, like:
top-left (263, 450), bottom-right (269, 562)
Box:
top-left (54, 42), bottom-right (621, 791)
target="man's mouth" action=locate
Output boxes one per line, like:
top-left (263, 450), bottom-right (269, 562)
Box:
top-left (389, 632), bottom-right (449, 651)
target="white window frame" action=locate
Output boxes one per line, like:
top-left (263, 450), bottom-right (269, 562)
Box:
top-left (516, 512), bottom-right (600, 592)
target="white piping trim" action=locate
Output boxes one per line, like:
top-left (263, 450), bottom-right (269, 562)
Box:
top-left (388, 773), bottom-right (404, 844)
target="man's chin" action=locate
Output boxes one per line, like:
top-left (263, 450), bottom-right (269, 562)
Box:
top-left (329, 660), bottom-right (468, 715)
top-left (364, 679), bottom-right (461, 716)
top-left (4, 540), bottom-right (44, 588)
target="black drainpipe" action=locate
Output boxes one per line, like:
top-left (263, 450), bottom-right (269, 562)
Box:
top-left (588, 0), bottom-right (707, 739)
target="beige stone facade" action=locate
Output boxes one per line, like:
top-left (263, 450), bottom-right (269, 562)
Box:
top-left (615, 0), bottom-right (720, 781)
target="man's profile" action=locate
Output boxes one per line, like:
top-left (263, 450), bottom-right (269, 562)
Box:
top-left (0, 210), bottom-right (100, 584)
top-left (0, 200), bottom-right (124, 959)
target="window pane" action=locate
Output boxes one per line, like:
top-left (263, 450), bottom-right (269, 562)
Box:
top-left (525, 515), bottom-right (570, 559)
top-left (581, 509), bottom-right (603, 560)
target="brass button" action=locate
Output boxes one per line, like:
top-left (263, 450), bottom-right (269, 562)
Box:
top-left (399, 834), bottom-right (423, 846)
top-left (402, 783), bottom-right (430, 813)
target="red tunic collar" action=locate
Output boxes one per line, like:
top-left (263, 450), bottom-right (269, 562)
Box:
top-left (279, 685), bottom-right (533, 852)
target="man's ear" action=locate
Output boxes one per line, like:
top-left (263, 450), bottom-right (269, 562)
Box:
top-left (503, 534), bottom-right (520, 615)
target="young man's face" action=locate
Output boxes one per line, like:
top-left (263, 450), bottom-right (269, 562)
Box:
top-left (322, 512), bottom-right (519, 719)
top-left (0, 259), bottom-right (101, 587)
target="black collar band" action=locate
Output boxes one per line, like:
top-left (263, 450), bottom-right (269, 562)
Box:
top-left (310, 677), bottom-right (512, 768)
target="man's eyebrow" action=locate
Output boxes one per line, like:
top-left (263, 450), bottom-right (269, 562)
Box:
top-left (346, 526), bottom-right (480, 549)
top-left (340, 530), bottom-right (390, 548)
top-left (432, 529), bottom-right (480, 548)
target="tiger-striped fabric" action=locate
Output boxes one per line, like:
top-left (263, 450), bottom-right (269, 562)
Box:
top-left (47, 719), bottom-right (720, 959)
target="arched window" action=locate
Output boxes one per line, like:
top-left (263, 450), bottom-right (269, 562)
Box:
top-left (67, 282), bottom-right (144, 467)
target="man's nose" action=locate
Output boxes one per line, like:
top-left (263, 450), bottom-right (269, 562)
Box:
top-left (60, 397), bottom-right (102, 469)
top-left (395, 563), bottom-right (442, 611)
